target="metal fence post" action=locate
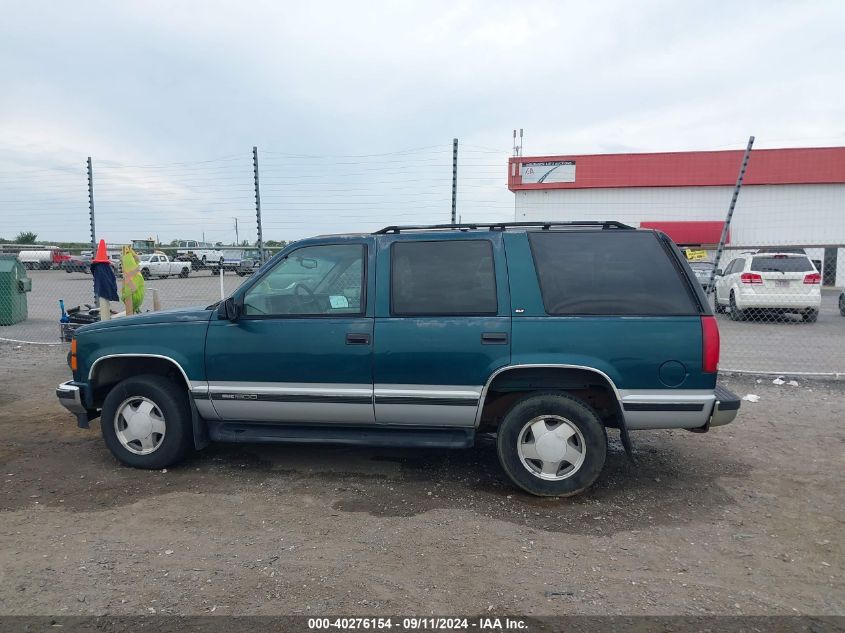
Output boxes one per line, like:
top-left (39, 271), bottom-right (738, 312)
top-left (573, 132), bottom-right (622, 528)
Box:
top-left (451, 138), bottom-right (458, 225)
top-left (253, 146), bottom-right (264, 263)
top-left (87, 156), bottom-right (97, 304)
top-left (706, 136), bottom-right (755, 295)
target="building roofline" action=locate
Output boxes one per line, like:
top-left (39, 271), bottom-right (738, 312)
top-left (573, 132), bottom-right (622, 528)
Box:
top-left (508, 145), bottom-right (845, 191)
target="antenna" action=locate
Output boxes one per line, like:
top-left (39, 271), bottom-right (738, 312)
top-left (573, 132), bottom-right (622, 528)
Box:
top-left (512, 129), bottom-right (524, 157)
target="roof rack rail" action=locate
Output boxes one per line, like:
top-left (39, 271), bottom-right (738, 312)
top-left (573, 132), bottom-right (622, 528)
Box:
top-left (373, 221), bottom-right (635, 234)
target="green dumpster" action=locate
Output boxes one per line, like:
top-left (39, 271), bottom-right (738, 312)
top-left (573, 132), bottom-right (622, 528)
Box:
top-left (0, 255), bottom-right (31, 326)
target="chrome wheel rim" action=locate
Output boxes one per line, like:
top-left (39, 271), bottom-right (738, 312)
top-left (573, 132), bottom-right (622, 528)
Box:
top-left (114, 396), bottom-right (166, 455)
top-left (517, 415), bottom-right (586, 481)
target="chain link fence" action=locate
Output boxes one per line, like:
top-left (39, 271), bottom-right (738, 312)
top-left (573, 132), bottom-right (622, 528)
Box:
top-left (2, 142), bottom-right (843, 378)
top-left (705, 245), bottom-right (843, 375)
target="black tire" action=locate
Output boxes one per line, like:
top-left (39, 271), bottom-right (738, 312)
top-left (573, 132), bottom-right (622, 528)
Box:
top-left (714, 298), bottom-right (725, 314)
top-left (496, 391), bottom-right (607, 497)
top-left (729, 291), bottom-right (745, 321)
top-left (201, 256), bottom-right (207, 266)
top-left (141, 268), bottom-right (150, 280)
top-left (179, 267), bottom-right (189, 278)
top-left (100, 374), bottom-right (193, 469)
top-left (802, 309), bottom-right (818, 323)
top-left (839, 294), bottom-right (845, 317)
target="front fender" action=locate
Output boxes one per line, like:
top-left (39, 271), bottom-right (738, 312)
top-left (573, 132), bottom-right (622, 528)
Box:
top-left (75, 321), bottom-right (209, 385)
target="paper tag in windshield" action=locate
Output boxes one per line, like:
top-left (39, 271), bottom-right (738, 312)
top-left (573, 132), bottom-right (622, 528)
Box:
top-left (329, 295), bottom-right (349, 309)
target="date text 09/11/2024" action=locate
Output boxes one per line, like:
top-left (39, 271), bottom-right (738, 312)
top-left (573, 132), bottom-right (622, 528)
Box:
top-left (307, 617), bottom-right (528, 630)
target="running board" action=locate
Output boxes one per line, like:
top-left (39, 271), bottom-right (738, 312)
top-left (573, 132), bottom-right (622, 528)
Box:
top-left (207, 422), bottom-right (475, 449)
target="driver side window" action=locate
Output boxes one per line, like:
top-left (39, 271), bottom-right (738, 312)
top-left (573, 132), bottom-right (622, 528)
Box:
top-left (243, 244), bottom-right (365, 316)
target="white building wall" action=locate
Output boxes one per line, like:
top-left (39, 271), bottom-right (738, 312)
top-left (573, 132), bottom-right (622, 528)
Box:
top-left (515, 183), bottom-right (845, 246)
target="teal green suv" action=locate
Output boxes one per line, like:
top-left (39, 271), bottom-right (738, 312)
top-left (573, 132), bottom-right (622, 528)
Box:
top-left (56, 222), bottom-right (739, 496)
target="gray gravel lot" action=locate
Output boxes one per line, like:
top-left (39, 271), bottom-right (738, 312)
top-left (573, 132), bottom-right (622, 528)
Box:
top-left (0, 343), bottom-right (843, 616)
top-left (3, 270), bottom-right (844, 375)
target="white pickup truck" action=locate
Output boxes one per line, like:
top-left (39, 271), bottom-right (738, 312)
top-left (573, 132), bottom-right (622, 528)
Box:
top-left (175, 240), bottom-right (225, 269)
top-left (138, 254), bottom-right (191, 279)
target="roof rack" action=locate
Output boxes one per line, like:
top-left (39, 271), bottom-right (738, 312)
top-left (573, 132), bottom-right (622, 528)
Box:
top-left (373, 221), bottom-right (635, 234)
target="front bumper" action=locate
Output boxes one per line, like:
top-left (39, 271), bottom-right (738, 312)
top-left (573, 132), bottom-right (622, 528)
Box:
top-left (710, 384), bottom-right (740, 427)
top-left (56, 381), bottom-right (95, 428)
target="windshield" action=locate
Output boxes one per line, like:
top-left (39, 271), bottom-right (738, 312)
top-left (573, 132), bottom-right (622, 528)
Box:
top-left (751, 256), bottom-right (814, 273)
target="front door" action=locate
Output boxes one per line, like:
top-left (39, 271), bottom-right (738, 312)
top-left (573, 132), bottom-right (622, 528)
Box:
top-left (372, 234), bottom-right (511, 427)
top-left (205, 240), bottom-right (375, 424)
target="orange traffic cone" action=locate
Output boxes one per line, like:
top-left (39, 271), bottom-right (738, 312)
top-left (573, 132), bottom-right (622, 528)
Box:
top-left (92, 239), bottom-right (110, 264)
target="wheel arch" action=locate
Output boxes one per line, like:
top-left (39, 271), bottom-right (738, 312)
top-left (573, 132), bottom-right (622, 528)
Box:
top-left (476, 364), bottom-right (626, 430)
top-left (89, 354), bottom-right (191, 407)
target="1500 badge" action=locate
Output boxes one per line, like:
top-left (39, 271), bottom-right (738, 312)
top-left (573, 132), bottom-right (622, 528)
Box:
top-left (220, 393), bottom-right (258, 400)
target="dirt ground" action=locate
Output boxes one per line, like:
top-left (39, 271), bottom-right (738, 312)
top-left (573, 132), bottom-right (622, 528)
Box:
top-left (0, 341), bottom-right (842, 616)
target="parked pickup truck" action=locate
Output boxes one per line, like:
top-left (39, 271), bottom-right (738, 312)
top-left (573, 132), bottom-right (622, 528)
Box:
top-left (176, 241), bottom-right (225, 269)
top-left (56, 221), bottom-right (739, 497)
top-left (138, 253), bottom-right (191, 279)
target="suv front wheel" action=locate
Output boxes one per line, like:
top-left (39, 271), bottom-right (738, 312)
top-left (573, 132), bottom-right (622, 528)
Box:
top-left (100, 375), bottom-right (193, 469)
top-left (496, 392), bottom-right (607, 497)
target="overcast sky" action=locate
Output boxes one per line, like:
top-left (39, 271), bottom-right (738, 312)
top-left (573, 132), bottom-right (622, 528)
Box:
top-left (1, 0), bottom-right (843, 245)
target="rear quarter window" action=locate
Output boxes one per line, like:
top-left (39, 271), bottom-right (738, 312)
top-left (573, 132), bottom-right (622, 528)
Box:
top-left (529, 231), bottom-right (698, 315)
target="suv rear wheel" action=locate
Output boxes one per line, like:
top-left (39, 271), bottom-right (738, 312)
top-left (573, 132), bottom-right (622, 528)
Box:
top-left (496, 392), bottom-right (607, 497)
top-left (100, 375), bottom-right (193, 469)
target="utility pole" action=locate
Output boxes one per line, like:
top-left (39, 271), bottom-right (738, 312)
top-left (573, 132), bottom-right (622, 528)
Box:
top-left (233, 218), bottom-right (239, 246)
top-left (253, 146), bottom-right (265, 263)
top-left (451, 138), bottom-right (458, 225)
top-left (706, 136), bottom-right (755, 296)
top-left (87, 157), bottom-right (97, 303)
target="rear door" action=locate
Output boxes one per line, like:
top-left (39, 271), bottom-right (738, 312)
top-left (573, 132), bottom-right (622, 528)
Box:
top-left (716, 258), bottom-right (741, 303)
top-left (372, 233), bottom-right (511, 426)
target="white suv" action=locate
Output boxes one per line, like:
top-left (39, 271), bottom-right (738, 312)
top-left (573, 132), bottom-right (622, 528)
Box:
top-left (714, 252), bottom-right (821, 322)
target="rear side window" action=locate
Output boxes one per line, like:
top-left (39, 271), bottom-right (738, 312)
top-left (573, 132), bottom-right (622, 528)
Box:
top-left (529, 231), bottom-right (698, 315)
top-left (750, 256), bottom-right (814, 273)
top-left (391, 240), bottom-right (497, 315)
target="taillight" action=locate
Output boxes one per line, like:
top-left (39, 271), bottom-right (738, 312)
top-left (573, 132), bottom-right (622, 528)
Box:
top-left (803, 273), bottom-right (821, 285)
top-left (740, 272), bottom-right (763, 284)
top-left (701, 316), bottom-right (720, 373)
top-left (70, 338), bottom-right (78, 371)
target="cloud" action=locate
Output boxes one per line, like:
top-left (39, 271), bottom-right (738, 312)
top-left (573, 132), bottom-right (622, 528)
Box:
top-left (0, 0), bottom-right (843, 242)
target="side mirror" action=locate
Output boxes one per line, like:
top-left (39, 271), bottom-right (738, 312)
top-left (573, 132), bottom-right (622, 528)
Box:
top-left (220, 296), bottom-right (241, 321)
top-left (714, 269), bottom-right (723, 277)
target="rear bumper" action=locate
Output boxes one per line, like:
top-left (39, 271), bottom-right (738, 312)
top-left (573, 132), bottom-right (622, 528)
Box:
top-left (710, 384), bottom-right (740, 427)
top-left (735, 291), bottom-right (820, 311)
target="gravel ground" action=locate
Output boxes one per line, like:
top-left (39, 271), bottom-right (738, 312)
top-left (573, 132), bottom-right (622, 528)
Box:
top-left (0, 342), bottom-right (842, 616)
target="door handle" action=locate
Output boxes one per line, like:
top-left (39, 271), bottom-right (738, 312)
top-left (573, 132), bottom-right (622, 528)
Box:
top-left (346, 333), bottom-right (371, 345)
top-left (481, 332), bottom-right (508, 344)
